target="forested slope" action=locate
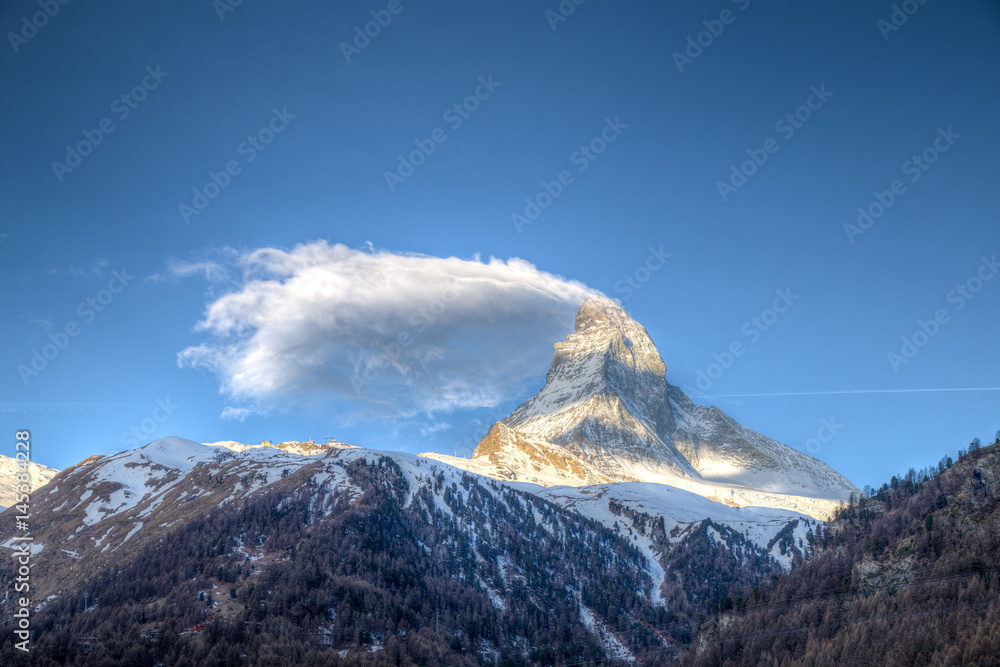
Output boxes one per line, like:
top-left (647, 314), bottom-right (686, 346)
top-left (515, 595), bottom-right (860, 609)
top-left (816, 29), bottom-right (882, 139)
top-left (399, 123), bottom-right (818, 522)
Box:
top-left (683, 438), bottom-right (1000, 666)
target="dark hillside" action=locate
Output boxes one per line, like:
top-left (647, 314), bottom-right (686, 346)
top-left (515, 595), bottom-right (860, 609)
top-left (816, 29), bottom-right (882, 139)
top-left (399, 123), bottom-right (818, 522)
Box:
top-left (1, 456), bottom-right (664, 666)
top-left (683, 439), bottom-right (1000, 666)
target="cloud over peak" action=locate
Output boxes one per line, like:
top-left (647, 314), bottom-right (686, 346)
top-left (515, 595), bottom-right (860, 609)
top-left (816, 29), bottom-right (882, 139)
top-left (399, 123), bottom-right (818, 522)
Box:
top-left (175, 241), bottom-right (598, 420)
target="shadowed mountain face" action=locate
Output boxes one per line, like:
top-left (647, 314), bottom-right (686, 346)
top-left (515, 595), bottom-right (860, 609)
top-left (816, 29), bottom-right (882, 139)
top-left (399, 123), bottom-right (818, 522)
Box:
top-left (463, 296), bottom-right (859, 513)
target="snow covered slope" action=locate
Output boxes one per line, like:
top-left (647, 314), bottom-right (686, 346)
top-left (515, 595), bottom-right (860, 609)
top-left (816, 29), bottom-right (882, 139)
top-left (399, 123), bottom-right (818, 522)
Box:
top-left (0, 437), bottom-right (666, 660)
top-left (1, 435), bottom-right (816, 637)
top-left (0, 455), bottom-right (59, 510)
top-left (421, 422), bottom-right (614, 487)
top-left (423, 296), bottom-right (859, 519)
top-left (529, 482), bottom-right (816, 574)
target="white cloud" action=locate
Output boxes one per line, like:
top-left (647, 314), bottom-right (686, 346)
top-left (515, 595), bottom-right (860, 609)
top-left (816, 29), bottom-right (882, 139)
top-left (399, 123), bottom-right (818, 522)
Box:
top-left (176, 241), bottom-right (598, 419)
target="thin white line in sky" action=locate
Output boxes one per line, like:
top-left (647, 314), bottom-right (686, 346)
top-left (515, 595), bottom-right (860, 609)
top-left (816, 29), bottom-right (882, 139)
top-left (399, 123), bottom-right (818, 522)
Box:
top-left (700, 388), bottom-right (1000, 398)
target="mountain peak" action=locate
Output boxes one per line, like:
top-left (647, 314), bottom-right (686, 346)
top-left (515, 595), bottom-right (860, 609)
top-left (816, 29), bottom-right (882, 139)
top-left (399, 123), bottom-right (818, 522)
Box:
top-left (463, 298), bottom-right (860, 518)
top-left (574, 296), bottom-right (630, 333)
top-left (550, 297), bottom-right (670, 403)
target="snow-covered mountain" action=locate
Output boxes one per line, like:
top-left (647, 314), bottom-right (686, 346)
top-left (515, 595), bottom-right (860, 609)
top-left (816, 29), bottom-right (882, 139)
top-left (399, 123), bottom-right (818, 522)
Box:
top-left (434, 422), bottom-right (615, 487)
top-left (423, 296), bottom-right (859, 519)
top-left (4, 437), bottom-right (361, 556)
top-left (0, 455), bottom-right (59, 510)
top-left (1, 435), bottom-right (804, 661)
top-left (0, 298), bottom-right (863, 659)
top-left (3, 437), bottom-right (815, 578)
top-left (0, 437), bottom-right (811, 633)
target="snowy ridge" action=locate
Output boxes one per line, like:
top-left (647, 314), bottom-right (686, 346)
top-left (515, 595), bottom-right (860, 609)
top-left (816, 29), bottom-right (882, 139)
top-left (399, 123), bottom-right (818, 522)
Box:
top-left (210, 439), bottom-right (359, 457)
top-left (528, 482), bottom-right (816, 573)
top-left (0, 438), bottom-right (351, 566)
top-left (0, 455), bottom-right (59, 510)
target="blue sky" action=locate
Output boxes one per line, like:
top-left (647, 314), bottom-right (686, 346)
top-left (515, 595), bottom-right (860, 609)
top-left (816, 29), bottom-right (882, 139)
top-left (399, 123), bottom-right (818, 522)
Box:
top-left (2, 0), bottom-right (998, 490)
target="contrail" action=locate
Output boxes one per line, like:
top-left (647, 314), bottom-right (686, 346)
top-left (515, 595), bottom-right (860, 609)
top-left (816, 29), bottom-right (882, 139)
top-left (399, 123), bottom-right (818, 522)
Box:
top-left (699, 388), bottom-right (1000, 398)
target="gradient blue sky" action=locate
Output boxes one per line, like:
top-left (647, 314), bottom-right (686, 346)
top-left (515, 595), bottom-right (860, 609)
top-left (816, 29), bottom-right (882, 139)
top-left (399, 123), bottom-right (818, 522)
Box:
top-left (2, 0), bottom-right (998, 490)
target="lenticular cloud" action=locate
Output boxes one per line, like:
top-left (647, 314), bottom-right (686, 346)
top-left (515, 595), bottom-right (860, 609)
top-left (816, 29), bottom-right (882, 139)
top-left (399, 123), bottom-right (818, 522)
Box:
top-left (176, 241), bottom-right (598, 419)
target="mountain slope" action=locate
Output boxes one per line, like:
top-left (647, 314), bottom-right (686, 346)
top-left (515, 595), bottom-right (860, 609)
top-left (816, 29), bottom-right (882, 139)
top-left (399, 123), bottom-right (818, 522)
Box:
top-left (0, 435), bottom-right (824, 664)
top-left (423, 422), bottom-right (614, 487)
top-left (682, 439), bottom-right (1000, 666)
top-left (0, 455), bottom-right (58, 510)
top-left (0, 437), bottom-right (671, 664)
top-left (425, 296), bottom-right (858, 519)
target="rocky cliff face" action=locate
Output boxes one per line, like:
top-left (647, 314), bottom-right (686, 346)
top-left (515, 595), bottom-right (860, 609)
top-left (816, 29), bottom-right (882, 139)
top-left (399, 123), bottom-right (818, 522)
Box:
top-left (469, 422), bottom-right (613, 486)
top-left (500, 296), bottom-right (697, 480)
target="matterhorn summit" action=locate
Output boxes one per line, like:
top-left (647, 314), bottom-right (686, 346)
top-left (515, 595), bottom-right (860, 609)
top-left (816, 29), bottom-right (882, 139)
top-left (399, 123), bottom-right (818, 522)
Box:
top-left (425, 296), bottom-right (859, 519)
top-left (500, 296), bottom-right (698, 479)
